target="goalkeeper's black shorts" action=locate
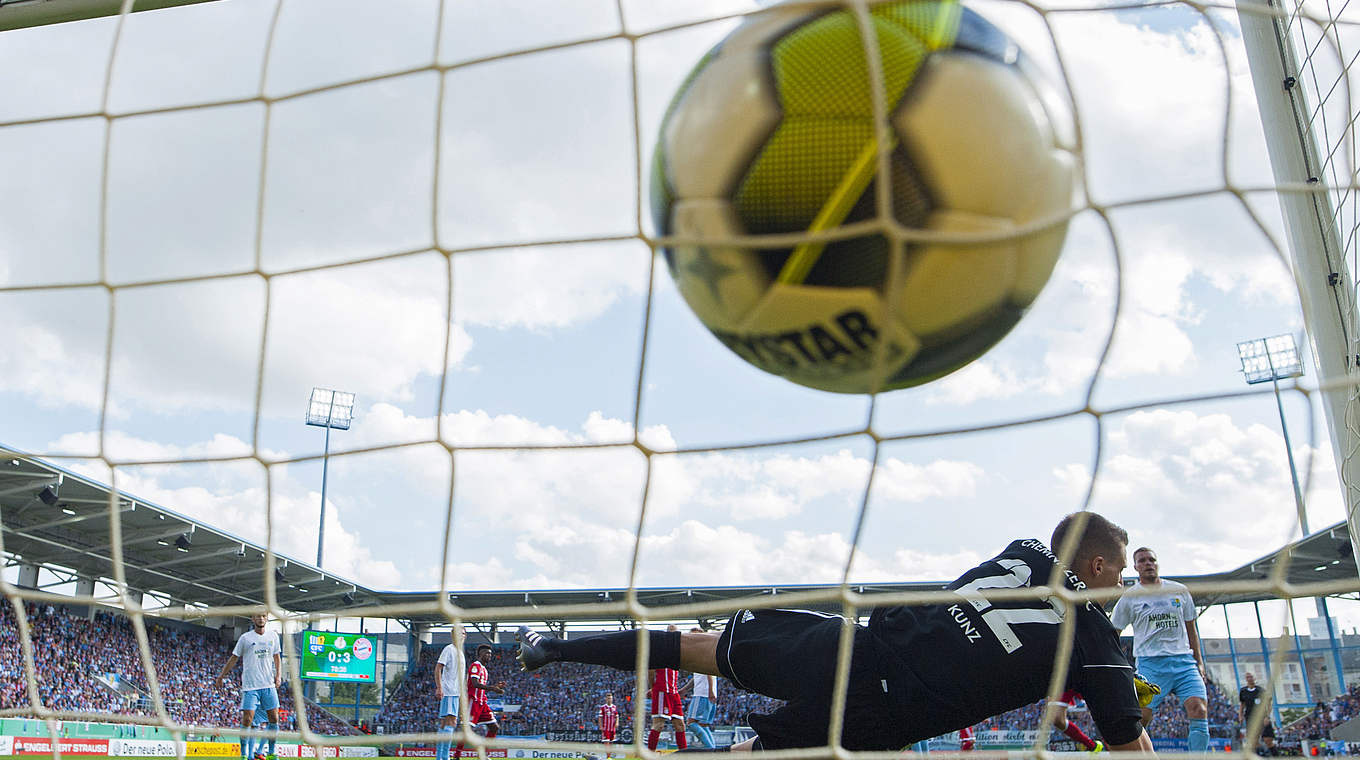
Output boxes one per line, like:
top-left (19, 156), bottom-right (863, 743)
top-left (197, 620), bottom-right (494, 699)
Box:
top-left (715, 608), bottom-right (907, 751)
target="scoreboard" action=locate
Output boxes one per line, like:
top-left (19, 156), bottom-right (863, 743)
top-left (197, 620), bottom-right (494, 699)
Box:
top-left (300, 630), bottom-right (377, 683)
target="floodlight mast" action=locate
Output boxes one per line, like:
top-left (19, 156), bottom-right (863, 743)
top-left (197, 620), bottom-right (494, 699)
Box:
top-left (1237, 335), bottom-right (1336, 627)
top-left (1237, 335), bottom-right (1309, 535)
top-left (306, 388), bottom-right (355, 569)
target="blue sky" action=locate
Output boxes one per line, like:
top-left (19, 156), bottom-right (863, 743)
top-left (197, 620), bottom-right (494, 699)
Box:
top-left (1, 0), bottom-right (1357, 638)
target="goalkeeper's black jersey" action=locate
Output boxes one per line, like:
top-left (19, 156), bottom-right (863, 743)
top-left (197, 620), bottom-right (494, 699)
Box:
top-left (868, 539), bottom-right (1145, 746)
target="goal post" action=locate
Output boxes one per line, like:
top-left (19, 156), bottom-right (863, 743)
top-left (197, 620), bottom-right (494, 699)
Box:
top-left (0, 0), bottom-right (218, 32)
top-left (1236, 0), bottom-right (1360, 566)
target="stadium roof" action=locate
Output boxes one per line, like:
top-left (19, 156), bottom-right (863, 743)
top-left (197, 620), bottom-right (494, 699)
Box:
top-left (0, 447), bottom-right (369, 614)
top-left (1186, 524), bottom-right (1360, 608)
top-left (1, 445), bottom-right (1356, 623)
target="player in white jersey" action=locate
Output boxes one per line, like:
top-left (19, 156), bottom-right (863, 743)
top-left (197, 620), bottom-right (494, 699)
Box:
top-left (1110, 547), bottom-right (1208, 753)
top-left (216, 613), bottom-right (282, 760)
top-left (433, 637), bottom-right (467, 760)
top-left (683, 628), bottom-right (718, 749)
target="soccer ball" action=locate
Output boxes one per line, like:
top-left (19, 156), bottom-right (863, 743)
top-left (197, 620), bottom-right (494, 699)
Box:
top-left (650, 0), bottom-right (1077, 394)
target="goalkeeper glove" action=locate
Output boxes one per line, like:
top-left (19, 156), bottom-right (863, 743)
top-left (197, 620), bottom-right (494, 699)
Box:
top-left (1134, 672), bottom-right (1160, 708)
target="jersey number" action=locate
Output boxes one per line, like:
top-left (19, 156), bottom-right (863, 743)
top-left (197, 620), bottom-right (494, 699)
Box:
top-left (955, 558), bottom-right (1066, 654)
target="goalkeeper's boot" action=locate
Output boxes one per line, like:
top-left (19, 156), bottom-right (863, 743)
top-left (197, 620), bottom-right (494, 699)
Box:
top-left (1133, 672), bottom-right (1161, 708)
top-left (1089, 741), bottom-right (1105, 753)
top-left (515, 626), bottom-right (560, 672)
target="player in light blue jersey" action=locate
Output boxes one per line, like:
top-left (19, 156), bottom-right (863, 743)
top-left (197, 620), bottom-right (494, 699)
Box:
top-left (1110, 547), bottom-right (1208, 753)
top-left (216, 613), bottom-right (283, 760)
top-left (433, 636), bottom-right (466, 760)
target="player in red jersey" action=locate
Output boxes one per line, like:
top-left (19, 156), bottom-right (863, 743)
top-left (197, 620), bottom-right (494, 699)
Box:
top-left (599, 693), bottom-right (620, 745)
top-left (455, 645), bottom-right (506, 758)
top-left (1044, 691), bottom-right (1103, 751)
top-left (646, 626), bottom-right (686, 751)
top-left (958, 725), bottom-right (976, 751)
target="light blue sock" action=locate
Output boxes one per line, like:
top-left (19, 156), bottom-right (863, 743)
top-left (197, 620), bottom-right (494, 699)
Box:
top-left (266, 723), bottom-right (278, 755)
top-left (696, 725), bottom-right (715, 749)
top-left (437, 725), bottom-right (455, 760)
top-left (241, 733), bottom-right (253, 759)
top-left (1189, 718), bottom-right (1209, 752)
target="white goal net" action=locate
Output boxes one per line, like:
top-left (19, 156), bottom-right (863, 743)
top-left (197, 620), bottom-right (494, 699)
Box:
top-left (3, 0), bottom-right (1360, 757)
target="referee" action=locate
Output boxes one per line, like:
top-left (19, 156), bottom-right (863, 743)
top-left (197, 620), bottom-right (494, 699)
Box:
top-left (1240, 672), bottom-right (1277, 755)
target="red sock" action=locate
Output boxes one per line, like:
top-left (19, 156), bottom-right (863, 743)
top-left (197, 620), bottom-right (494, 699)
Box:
top-left (1063, 722), bottom-right (1097, 750)
top-left (454, 744), bottom-right (464, 758)
top-left (647, 730), bottom-right (659, 750)
top-left (676, 731), bottom-right (687, 750)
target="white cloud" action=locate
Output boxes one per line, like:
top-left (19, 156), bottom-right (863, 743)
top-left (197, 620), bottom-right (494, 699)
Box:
top-left (873, 458), bottom-right (985, 503)
top-left (925, 360), bottom-right (1026, 405)
top-left (453, 243), bottom-right (650, 331)
top-left (918, 8), bottom-right (1300, 406)
top-left (431, 520), bottom-right (874, 590)
top-left (888, 546), bottom-right (989, 582)
top-left (45, 430), bottom-right (401, 589)
top-left (0, 3), bottom-right (654, 422)
top-left (270, 407), bottom-right (995, 588)
top-left (1055, 408), bottom-right (1342, 574)
top-left (50, 430), bottom-right (257, 462)
top-left (639, 522), bottom-right (863, 586)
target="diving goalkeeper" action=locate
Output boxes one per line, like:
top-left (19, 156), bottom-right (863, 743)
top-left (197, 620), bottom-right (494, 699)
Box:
top-left (517, 512), bottom-right (1154, 753)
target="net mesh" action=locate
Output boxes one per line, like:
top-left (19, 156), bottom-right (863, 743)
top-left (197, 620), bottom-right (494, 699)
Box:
top-left (1, 0), bottom-right (1360, 757)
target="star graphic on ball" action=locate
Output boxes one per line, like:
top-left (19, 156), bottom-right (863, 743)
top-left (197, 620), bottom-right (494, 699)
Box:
top-left (683, 248), bottom-right (737, 305)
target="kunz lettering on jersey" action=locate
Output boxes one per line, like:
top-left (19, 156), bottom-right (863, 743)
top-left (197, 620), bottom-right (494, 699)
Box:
top-left (947, 604), bottom-right (983, 644)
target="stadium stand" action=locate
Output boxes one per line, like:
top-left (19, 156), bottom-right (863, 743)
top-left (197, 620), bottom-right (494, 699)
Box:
top-left (972, 676), bottom-right (1360, 754)
top-left (8, 599), bottom-right (1360, 752)
top-left (0, 601), bottom-right (358, 735)
top-left (975, 679), bottom-right (1241, 741)
top-left (371, 647), bottom-right (439, 735)
top-left (371, 646), bottom-right (784, 738)
top-left (1278, 685), bottom-right (1360, 744)
top-left (373, 648), bottom-right (644, 736)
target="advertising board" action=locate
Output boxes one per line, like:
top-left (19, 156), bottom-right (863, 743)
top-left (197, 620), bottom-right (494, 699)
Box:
top-left (12, 737), bottom-right (110, 755)
top-left (108, 739), bottom-right (182, 757)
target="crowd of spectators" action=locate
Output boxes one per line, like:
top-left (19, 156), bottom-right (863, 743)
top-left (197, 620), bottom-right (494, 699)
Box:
top-left (0, 602), bottom-right (131, 714)
top-left (0, 602), bottom-right (358, 736)
top-left (1140, 683), bottom-right (1240, 740)
top-left (1279, 685), bottom-right (1360, 744)
top-left (974, 677), bottom-right (1360, 750)
top-left (364, 644), bottom-right (1346, 747)
top-left (372, 645), bottom-right (782, 738)
top-left (975, 677), bottom-right (1243, 742)
top-left (17, 604), bottom-right (1360, 751)
top-left (370, 648), bottom-right (440, 735)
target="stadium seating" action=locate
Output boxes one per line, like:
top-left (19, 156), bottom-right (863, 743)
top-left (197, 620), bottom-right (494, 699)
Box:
top-left (974, 677), bottom-right (1241, 742)
top-left (10, 600), bottom-right (1359, 750)
top-left (1277, 685), bottom-right (1360, 744)
top-left (371, 647), bottom-right (784, 739)
top-left (0, 602), bottom-right (357, 735)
